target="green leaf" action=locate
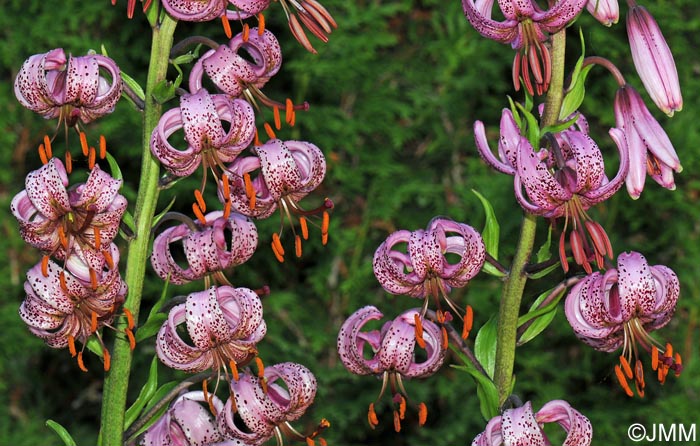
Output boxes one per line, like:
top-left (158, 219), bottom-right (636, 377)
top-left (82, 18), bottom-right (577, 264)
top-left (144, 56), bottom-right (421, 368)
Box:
top-left (514, 101), bottom-right (541, 148)
top-left (86, 336), bottom-right (104, 358)
top-left (124, 356), bottom-right (161, 430)
top-left (104, 151), bottom-right (124, 182)
top-left (535, 222), bottom-right (553, 263)
top-left (120, 70), bottom-right (146, 104)
top-left (516, 287), bottom-right (566, 345)
top-left (127, 381), bottom-right (180, 439)
top-left (152, 78), bottom-right (176, 104)
top-left (559, 30), bottom-right (593, 119)
top-left (472, 189), bottom-right (506, 277)
top-left (136, 278), bottom-right (171, 343)
top-left (451, 351), bottom-right (499, 420)
top-left (46, 420), bottom-right (77, 446)
top-left (474, 315), bottom-right (498, 379)
top-left (152, 196), bottom-right (178, 229)
top-left (541, 113), bottom-right (580, 136)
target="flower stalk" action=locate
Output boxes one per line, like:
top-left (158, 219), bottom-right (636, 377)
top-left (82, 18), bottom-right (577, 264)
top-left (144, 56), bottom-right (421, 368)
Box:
top-left (493, 29), bottom-right (567, 408)
top-left (100, 13), bottom-right (178, 446)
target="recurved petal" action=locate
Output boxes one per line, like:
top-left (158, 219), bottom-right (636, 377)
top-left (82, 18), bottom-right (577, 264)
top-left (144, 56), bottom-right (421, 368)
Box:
top-left (537, 0), bottom-right (588, 32)
top-left (24, 158), bottom-right (71, 219)
top-left (150, 107), bottom-right (202, 177)
top-left (537, 400), bottom-right (593, 446)
top-left (217, 286), bottom-right (266, 342)
top-left (223, 374), bottom-right (276, 442)
top-left (156, 304), bottom-right (213, 372)
top-left (646, 264), bottom-right (679, 330)
top-left (500, 401), bottom-right (548, 445)
top-left (337, 306), bottom-right (384, 375)
top-left (560, 130), bottom-right (605, 194)
top-left (265, 362), bottom-right (317, 421)
top-left (616, 252), bottom-right (657, 320)
top-left (433, 218), bottom-right (485, 286)
top-left (372, 230), bottom-right (424, 296)
top-left (180, 89), bottom-right (227, 154)
top-left (70, 164), bottom-right (125, 212)
top-left (564, 273), bottom-right (621, 350)
top-left (161, 0), bottom-right (226, 21)
top-left (516, 137), bottom-right (570, 216)
top-left (462, 0), bottom-right (519, 44)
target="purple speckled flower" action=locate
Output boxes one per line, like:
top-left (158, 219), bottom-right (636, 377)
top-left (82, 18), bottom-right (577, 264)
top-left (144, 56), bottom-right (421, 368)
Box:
top-left (19, 245), bottom-right (126, 360)
top-left (337, 306), bottom-right (446, 431)
top-left (140, 391), bottom-right (225, 446)
top-left (14, 48), bottom-right (122, 126)
top-left (373, 217), bottom-right (484, 315)
top-left (161, 0), bottom-right (229, 21)
top-left (11, 158), bottom-right (127, 272)
top-left (156, 285), bottom-right (266, 374)
top-left (472, 400), bottom-right (592, 446)
top-left (461, 0), bottom-right (587, 95)
top-left (150, 89), bottom-right (256, 178)
top-left (565, 251), bottom-right (682, 396)
top-left (218, 363), bottom-right (327, 445)
top-left (585, 0), bottom-right (618, 26)
top-left (151, 211), bottom-right (258, 285)
top-left (627, 4), bottom-right (682, 116)
top-left (474, 108), bottom-right (524, 176)
top-left (613, 84), bottom-right (681, 199)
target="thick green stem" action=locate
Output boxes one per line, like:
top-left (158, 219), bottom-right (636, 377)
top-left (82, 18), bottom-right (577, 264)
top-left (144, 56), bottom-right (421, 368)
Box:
top-left (492, 29), bottom-right (567, 408)
top-left (100, 14), bottom-right (177, 446)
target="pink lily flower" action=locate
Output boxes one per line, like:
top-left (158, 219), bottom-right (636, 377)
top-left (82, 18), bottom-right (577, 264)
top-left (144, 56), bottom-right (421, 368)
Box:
top-left (140, 391), bottom-right (225, 446)
top-left (218, 363), bottom-right (328, 445)
top-left (461, 0), bottom-right (587, 95)
top-left (151, 211), bottom-right (258, 285)
top-left (150, 89), bottom-right (256, 179)
top-left (11, 158), bottom-right (127, 273)
top-left (585, 0), bottom-right (618, 26)
top-left (627, 4), bottom-right (682, 116)
top-left (565, 251), bottom-right (682, 397)
top-left (14, 48), bottom-right (122, 126)
top-left (337, 306), bottom-right (446, 431)
top-left (472, 400), bottom-right (592, 445)
top-left (613, 85), bottom-right (681, 199)
top-left (156, 285), bottom-right (266, 375)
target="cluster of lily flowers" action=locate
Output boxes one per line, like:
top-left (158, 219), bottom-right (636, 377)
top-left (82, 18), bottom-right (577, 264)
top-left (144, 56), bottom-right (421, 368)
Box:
top-left (12, 0), bottom-right (339, 445)
top-left (332, 0), bottom-right (685, 444)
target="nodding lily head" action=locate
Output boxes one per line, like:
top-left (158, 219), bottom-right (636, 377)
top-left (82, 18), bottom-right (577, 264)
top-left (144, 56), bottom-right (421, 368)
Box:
top-left (565, 251), bottom-right (682, 397)
top-left (585, 0), bottom-right (619, 26)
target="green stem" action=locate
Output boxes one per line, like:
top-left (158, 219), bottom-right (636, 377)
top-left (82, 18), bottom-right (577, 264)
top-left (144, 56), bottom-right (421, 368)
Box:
top-left (100, 13), bottom-right (177, 446)
top-left (492, 29), bottom-right (567, 408)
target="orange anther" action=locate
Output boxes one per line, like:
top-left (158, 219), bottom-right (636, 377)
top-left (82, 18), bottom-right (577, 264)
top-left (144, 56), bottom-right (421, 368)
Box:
top-left (306, 438), bottom-right (315, 446)
top-left (398, 396), bottom-right (406, 419)
top-left (418, 402), bottom-right (428, 426)
top-left (38, 143), bottom-right (48, 164)
top-left (651, 345), bottom-right (659, 370)
top-left (255, 357), bottom-right (265, 378)
top-left (58, 225), bottom-right (69, 250)
top-left (441, 326), bottom-right (449, 350)
top-left (65, 150), bottom-right (73, 174)
top-left (257, 13), bottom-right (265, 35)
top-left (272, 232), bottom-right (285, 256)
top-left (619, 355), bottom-right (633, 379)
top-left (665, 342), bottom-right (673, 358)
top-left (125, 328), bottom-right (136, 350)
top-left (80, 131), bottom-right (89, 156)
top-left (242, 23), bottom-right (250, 42)
top-left (68, 335), bottom-right (77, 357)
top-left (193, 202), bottom-right (207, 224)
top-left (273, 106), bottom-right (281, 130)
top-left (99, 135), bottom-right (107, 159)
top-left (414, 314), bottom-right (426, 349)
top-left (94, 226), bottom-right (102, 250)
top-left (393, 410), bottom-right (401, 432)
top-left (295, 234), bottom-right (302, 257)
top-left (230, 360), bottom-right (240, 381)
top-left (194, 189), bottom-right (206, 213)
top-left (462, 305), bottom-right (473, 340)
top-left (260, 377), bottom-right (268, 394)
top-left (41, 255), bottom-right (50, 277)
top-left (223, 199), bottom-right (232, 219)
top-left (221, 14), bottom-right (232, 39)
top-left (271, 240), bottom-right (285, 263)
top-left (244, 173), bottom-right (256, 209)
top-left (299, 216), bottom-right (309, 240)
top-left (263, 122), bottom-right (276, 139)
top-left (254, 128), bottom-right (261, 147)
top-left (89, 268), bottom-right (98, 290)
top-left (285, 98), bottom-right (294, 125)
top-left (635, 359), bottom-right (645, 389)
top-left (88, 146), bottom-right (96, 169)
top-left (558, 231), bottom-right (569, 273)
top-left (367, 403), bottom-right (379, 428)
top-left (103, 348), bottom-right (111, 371)
top-left (59, 271), bottom-right (68, 292)
top-left (614, 364), bottom-right (634, 397)
top-left (77, 351), bottom-right (88, 372)
top-left (222, 174), bottom-right (231, 197)
top-left (91, 310), bottom-right (98, 333)
top-left (436, 309), bottom-right (446, 324)
top-left (103, 248), bottom-right (115, 270)
top-left (675, 353), bottom-right (682, 377)
top-left (124, 308), bottom-right (135, 330)
top-left (43, 135), bottom-right (53, 159)
top-left (321, 211), bottom-right (330, 245)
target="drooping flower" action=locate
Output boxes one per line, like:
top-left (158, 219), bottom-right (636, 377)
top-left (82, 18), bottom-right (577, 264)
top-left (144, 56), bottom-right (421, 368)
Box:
top-left (373, 217), bottom-right (484, 319)
top-left (18, 244), bottom-right (126, 371)
top-left (515, 128), bottom-right (628, 273)
top-left (337, 306), bottom-right (446, 431)
top-left (472, 400), bottom-right (593, 446)
top-left (150, 89), bottom-right (256, 179)
top-left (218, 363), bottom-right (328, 445)
top-left (627, 4), bottom-right (682, 116)
top-left (585, 0), bottom-right (618, 26)
top-left (11, 158), bottom-right (127, 272)
top-left (564, 251), bottom-right (682, 397)
top-left (14, 48), bottom-right (122, 126)
top-left (156, 285), bottom-right (266, 375)
top-left (461, 0), bottom-right (587, 95)
top-left (224, 139), bottom-right (332, 261)
top-left (613, 85), bottom-right (682, 199)
top-left (474, 108), bottom-right (526, 175)
top-left (140, 391), bottom-right (225, 446)
top-left (151, 211), bottom-right (258, 285)
top-left (161, 0), bottom-right (230, 21)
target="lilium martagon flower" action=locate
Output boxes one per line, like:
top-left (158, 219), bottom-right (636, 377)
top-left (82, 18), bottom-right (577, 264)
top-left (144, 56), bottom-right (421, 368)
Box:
top-left (337, 306), bottom-right (447, 432)
top-left (564, 251), bottom-right (682, 397)
top-left (461, 0), bottom-right (588, 95)
top-left (585, 0), bottom-right (618, 26)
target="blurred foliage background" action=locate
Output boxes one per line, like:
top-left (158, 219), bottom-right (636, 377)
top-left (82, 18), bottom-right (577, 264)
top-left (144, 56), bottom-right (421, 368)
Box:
top-left (1, 0), bottom-right (699, 444)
